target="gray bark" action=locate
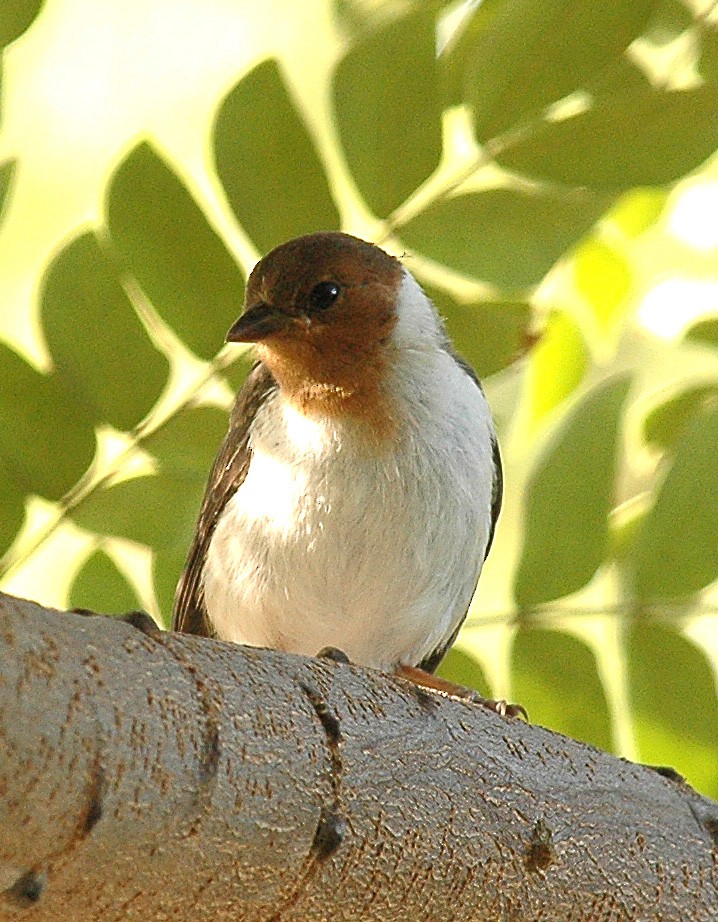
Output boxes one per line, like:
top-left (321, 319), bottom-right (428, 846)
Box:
top-left (0, 591), bottom-right (716, 921)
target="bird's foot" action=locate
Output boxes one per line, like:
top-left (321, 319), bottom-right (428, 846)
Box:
top-left (395, 664), bottom-right (527, 719)
top-left (316, 646), bottom-right (351, 664)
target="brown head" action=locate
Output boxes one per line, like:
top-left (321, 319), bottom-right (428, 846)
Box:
top-left (227, 233), bottom-right (404, 427)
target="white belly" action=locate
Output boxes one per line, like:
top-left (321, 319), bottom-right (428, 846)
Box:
top-left (203, 356), bottom-right (495, 670)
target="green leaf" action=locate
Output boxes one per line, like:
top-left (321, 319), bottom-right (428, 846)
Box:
top-left (627, 621), bottom-right (718, 798)
top-left (400, 189), bottom-right (609, 291)
top-left (41, 232), bottom-right (170, 430)
top-left (499, 87), bottom-right (718, 191)
top-left (465, 0), bottom-right (658, 140)
top-left (511, 628), bottom-right (613, 750)
top-left (154, 546), bottom-right (188, 628)
top-left (698, 22), bottom-right (718, 83)
top-left (107, 142), bottom-right (245, 360)
top-left (0, 0), bottom-right (45, 47)
top-left (642, 385), bottom-right (718, 451)
top-left (685, 317), bottom-right (718, 350)
top-left (144, 405), bottom-right (228, 475)
top-left (425, 285), bottom-right (531, 377)
top-left (0, 343), bottom-right (96, 500)
top-left (0, 159), bottom-right (15, 225)
top-left (608, 188), bottom-right (668, 238)
top-left (73, 472), bottom-right (205, 551)
top-left (436, 647), bottom-right (491, 699)
top-left (69, 550), bottom-right (142, 615)
top-left (0, 457), bottom-right (26, 558)
top-left (632, 404), bottom-right (718, 600)
top-left (214, 60), bottom-right (340, 254)
top-left (334, 8), bottom-right (442, 216)
top-left (527, 310), bottom-right (589, 422)
top-left (574, 238), bottom-right (632, 333)
top-left (515, 375), bottom-right (632, 608)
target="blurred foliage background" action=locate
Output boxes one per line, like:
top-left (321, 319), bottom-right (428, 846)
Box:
top-left (1, 0), bottom-right (717, 795)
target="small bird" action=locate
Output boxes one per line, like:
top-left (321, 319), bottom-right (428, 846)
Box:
top-left (173, 232), bottom-right (507, 709)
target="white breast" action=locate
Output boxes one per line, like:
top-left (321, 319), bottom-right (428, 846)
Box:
top-left (203, 273), bottom-right (497, 670)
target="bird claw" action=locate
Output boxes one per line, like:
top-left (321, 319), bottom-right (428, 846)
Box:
top-left (471, 695), bottom-right (528, 720)
top-left (316, 646), bottom-right (351, 664)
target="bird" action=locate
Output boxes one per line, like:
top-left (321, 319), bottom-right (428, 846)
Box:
top-left (173, 231), bottom-right (511, 712)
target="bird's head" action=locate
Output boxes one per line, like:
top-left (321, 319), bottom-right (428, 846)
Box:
top-left (227, 232), bottom-right (411, 426)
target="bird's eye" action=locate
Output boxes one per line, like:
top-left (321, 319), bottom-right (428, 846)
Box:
top-left (308, 281), bottom-right (341, 312)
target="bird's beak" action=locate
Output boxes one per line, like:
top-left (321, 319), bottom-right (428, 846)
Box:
top-left (226, 302), bottom-right (293, 343)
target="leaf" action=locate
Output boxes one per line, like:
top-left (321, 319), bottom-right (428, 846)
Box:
top-left (526, 310), bottom-right (589, 422)
top-left (465, 0), bottom-right (658, 140)
top-left (685, 317), bottom-right (718, 350)
top-left (0, 457), bottom-right (26, 558)
top-left (69, 550), bottom-right (142, 615)
top-left (499, 87), bottom-right (718, 191)
top-left (608, 188), bottom-right (668, 238)
top-left (73, 472), bottom-right (206, 551)
top-left (425, 285), bottom-right (532, 377)
top-left (0, 343), bottom-right (96, 501)
top-left (0, 159), bottom-right (15, 225)
top-left (144, 405), bottom-right (228, 475)
top-left (214, 60), bottom-right (340, 255)
top-left (573, 238), bottom-right (632, 333)
top-left (154, 546), bottom-right (188, 628)
top-left (107, 142), bottom-right (245, 360)
top-left (40, 232), bottom-right (170, 430)
top-left (436, 647), bottom-right (491, 699)
top-left (0, 0), bottom-right (45, 48)
top-left (642, 385), bottom-right (718, 451)
top-left (631, 404), bottom-right (718, 600)
top-left (514, 375), bottom-right (632, 608)
top-left (627, 621), bottom-right (718, 798)
top-left (334, 8), bottom-right (442, 216)
top-left (511, 628), bottom-right (613, 750)
top-left (399, 189), bottom-right (609, 291)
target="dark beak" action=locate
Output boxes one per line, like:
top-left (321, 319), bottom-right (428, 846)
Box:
top-left (226, 302), bottom-right (293, 343)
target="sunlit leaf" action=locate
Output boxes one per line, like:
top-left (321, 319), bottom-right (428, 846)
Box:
top-left (644, 0), bottom-right (694, 46)
top-left (0, 159), bottom-right (15, 225)
top-left (41, 232), bottom-right (170, 430)
top-left (0, 0), bottom-right (45, 47)
top-left (608, 188), bottom-right (668, 238)
top-left (632, 404), bottom-right (718, 600)
top-left (511, 628), bottom-right (613, 750)
top-left (515, 375), bottom-right (631, 608)
top-left (436, 646), bottom-right (491, 699)
top-left (685, 317), bottom-right (718, 350)
top-left (0, 343), bottom-right (96, 500)
top-left (465, 0), bottom-right (657, 140)
top-left (107, 142), bottom-right (244, 360)
top-left (628, 621), bottom-right (718, 798)
top-left (214, 60), bottom-right (340, 254)
top-left (642, 385), bottom-right (718, 451)
top-left (144, 405), bottom-right (228, 475)
top-left (574, 238), bottom-right (632, 333)
top-left (69, 549), bottom-right (142, 615)
top-left (425, 285), bottom-right (532, 378)
top-left (526, 310), bottom-right (589, 422)
top-left (400, 189), bottom-right (609, 291)
top-left (499, 87), bottom-right (718, 191)
top-left (334, 7), bottom-right (442, 216)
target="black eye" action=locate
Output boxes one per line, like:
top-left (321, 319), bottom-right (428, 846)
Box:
top-left (308, 281), bottom-right (341, 312)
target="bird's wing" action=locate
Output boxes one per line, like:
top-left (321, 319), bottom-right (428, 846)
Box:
top-left (172, 362), bottom-right (278, 636)
top-left (419, 353), bottom-right (503, 674)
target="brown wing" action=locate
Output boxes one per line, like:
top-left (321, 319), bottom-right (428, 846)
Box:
top-left (419, 355), bottom-right (503, 674)
top-left (172, 362), bottom-right (278, 636)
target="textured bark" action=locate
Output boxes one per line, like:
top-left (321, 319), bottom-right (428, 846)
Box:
top-left (0, 592), bottom-right (716, 921)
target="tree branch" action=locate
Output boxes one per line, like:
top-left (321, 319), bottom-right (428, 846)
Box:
top-left (0, 592), bottom-right (716, 921)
